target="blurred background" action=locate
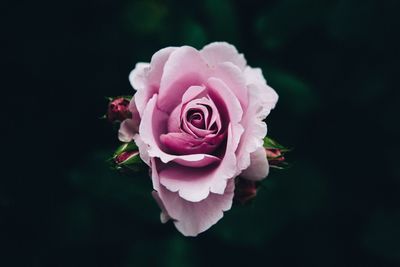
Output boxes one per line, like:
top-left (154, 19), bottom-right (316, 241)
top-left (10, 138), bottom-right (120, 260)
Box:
top-left (2, 0), bottom-right (400, 266)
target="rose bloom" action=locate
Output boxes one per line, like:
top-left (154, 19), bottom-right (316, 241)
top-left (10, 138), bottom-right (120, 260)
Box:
top-left (119, 42), bottom-right (278, 236)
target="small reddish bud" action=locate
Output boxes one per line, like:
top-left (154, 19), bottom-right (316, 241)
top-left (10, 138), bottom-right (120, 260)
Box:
top-left (111, 142), bottom-right (142, 172)
top-left (115, 150), bottom-right (138, 165)
top-left (266, 148), bottom-right (285, 165)
top-left (107, 97), bottom-right (131, 122)
top-left (234, 179), bottom-right (258, 205)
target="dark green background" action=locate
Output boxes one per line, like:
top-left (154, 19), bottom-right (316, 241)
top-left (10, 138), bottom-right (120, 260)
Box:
top-left (3, 0), bottom-right (400, 266)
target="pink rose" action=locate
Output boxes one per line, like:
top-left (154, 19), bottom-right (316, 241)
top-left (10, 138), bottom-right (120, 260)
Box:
top-left (119, 42), bottom-right (278, 236)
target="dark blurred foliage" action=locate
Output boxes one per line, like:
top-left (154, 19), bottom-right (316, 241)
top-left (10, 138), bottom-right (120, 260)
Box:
top-left (2, 0), bottom-right (400, 266)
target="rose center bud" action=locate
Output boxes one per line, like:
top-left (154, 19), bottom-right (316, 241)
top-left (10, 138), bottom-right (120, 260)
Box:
top-left (160, 95), bottom-right (226, 156)
top-left (181, 99), bottom-right (221, 139)
top-left (187, 111), bottom-right (205, 129)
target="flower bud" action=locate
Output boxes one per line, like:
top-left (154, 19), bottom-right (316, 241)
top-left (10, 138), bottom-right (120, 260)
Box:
top-left (234, 179), bottom-right (258, 205)
top-left (266, 148), bottom-right (285, 165)
top-left (107, 97), bottom-right (131, 123)
top-left (263, 136), bottom-right (290, 169)
top-left (112, 142), bottom-right (142, 171)
top-left (115, 150), bottom-right (139, 165)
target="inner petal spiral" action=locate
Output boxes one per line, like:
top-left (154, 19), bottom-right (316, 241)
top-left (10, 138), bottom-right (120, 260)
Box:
top-left (159, 93), bottom-right (226, 157)
top-left (187, 111), bottom-right (205, 129)
top-left (181, 97), bottom-right (221, 138)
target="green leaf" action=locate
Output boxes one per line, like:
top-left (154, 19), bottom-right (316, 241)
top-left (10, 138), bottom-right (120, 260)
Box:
top-left (263, 136), bottom-right (290, 152)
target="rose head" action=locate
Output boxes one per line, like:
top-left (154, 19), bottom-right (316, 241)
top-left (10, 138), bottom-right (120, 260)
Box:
top-left (119, 42), bottom-right (278, 236)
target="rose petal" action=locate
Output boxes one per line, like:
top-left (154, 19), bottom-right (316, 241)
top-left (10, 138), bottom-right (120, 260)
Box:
top-left (159, 123), bottom-right (242, 202)
top-left (139, 94), bottom-right (169, 157)
top-left (235, 66), bottom-right (278, 173)
top-left (133, 134), bottom-right (150, 166)
top-left (133, 47), bottom-right (177, 117)
top-left (201, 42), bottom-right (247, 70)
top-left (207, 77), bottom-right (243, 124)
top-left (158, 46), bottom-right (210, 112)
top-left (173, 154), bottom-right (221, 168)
top-left (235, 86), bottom-right (269, 172)
top-left (153, 171), bottom-right (235, 237)
top-left (213, 62), bottom-right (249, 109)
top-left (244, 67), bottom-right (278, 116)
top-left (128, 62), bottom-right (150, 90)
top-left (159, 163), bottom-right (220, 202)
top-left (118, 119), bottom-right (137, 142)
top-left (187, 123), bottom-right (214, 137)
top-left (181, 85), bottom-right (207, 104)
top-left (167, 105), bottom-right (181, 133)
top-left (147, 47), bottom-right (178, 87)
top-left (240, 147), bottom-right (269, 181)
top-left (159, 131), bottom-right (224, 155)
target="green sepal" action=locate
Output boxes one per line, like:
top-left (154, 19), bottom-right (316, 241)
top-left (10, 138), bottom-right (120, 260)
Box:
top-left (269, 161), bottom-right (291, 169)
top-left (115, 152), bottom-right (143, 172)
top-left (113, 142), bottom-right (138, 158)
top-left (120, 151), bottom-right (141, 166)
top-left (263, 136), bottom-right (291, 170)
top-left (263, 136), bottom-right (290, 153)
top-left (109, 141), bottom-right (145, 172)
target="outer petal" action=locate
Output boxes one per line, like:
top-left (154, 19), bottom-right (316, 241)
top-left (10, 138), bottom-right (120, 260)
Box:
top-left (158, 123), bottom-right (242, 202)
top-left (213, 62), bottom-right (249, 109)
top-left (139, 94), bottom-right (168, 162)
top-left (235, 67), bottom-right (278, 172)
top-left (244, 67), bottom-right (278, 116)
top-left (118, 119), bottom-right (137, 142)
top-left (147, 47), bottom-right (178, 88)
top-left (129, 96), bottom-right (141, 129)
top-left (236, 85), bottom-right (270, 172)
top-left (129, 62), bottom-right (150, 90)
top-left (133, 134), bottom-right (150, 166)
top-left (158, 46), bottom-right (210, 112)
top-left (240, 147), bottom-right (269, 181)
top-left (159, 163), bottom-right (219, 202)
top-left (154, 173), bottom-right (235, 237)
top-left (133, 47), bottom-right (177, 117)
top-left (201, 42), bottom-right (247, 70)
